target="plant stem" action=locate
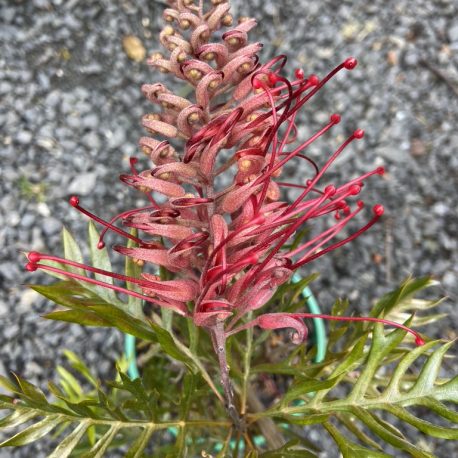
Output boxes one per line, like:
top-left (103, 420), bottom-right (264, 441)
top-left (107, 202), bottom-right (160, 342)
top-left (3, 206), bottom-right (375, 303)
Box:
top-left (213, 322), bottom-right (245, 431)
top-left (241, 314), bottom-right (254, 415)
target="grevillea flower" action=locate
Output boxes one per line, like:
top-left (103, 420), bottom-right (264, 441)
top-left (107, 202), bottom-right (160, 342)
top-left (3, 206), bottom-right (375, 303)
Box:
top-left (26, 0), bottom-right (424, 427)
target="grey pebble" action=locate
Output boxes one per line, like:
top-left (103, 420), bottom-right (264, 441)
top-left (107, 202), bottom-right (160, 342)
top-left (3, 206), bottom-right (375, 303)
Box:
top-left (41, 217), bottom-right (62, 236)
top-left (68, 172), bottom-right (97, 195)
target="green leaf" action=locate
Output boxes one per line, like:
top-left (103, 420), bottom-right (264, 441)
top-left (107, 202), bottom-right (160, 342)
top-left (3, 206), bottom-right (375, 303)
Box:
top-left (12, 374), bottom-right (47, 405)
top-left (260, 439), bottom-right (317, 457)
top-left (124, 228), bottom-right (143, 319)
top-left (44, 309), bottom-right (112, 327)
top-left (371, 277), bottom-right (435, 318)
top-left (48, 420), bottom-right (90, 458)
top-left (253, 287), bottom-right (457, 458)
top-left (81, 424), bottom-right (120, 458)
top-left (324, 422), bottom-right (390, 458)
top-left (0, 415), bottom-right (59, 447)
top-left (63, 350), bottom-right (99, 388)
top-left (88, 221), bottom-right (118, 304)
top-left (88, 304), bottom-right (157, 341)
top-left (281, 377), bottom-right (340, 407)
top-left (62, 226), bottom-right (86, 277)
top-left (125, 426), bottom-right (155, 458)
top-left (149, 320), bottom-right (194, 367)
top-left (0, 410), bottom-right (39, 429)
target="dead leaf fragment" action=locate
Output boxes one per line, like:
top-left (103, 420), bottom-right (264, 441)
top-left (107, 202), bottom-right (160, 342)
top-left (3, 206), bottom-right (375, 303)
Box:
top-left (122, 35), bottom-right (146, 62)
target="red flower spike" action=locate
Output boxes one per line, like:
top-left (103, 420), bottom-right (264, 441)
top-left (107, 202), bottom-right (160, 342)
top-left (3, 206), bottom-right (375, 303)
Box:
top-left (27, 19), bottom-right (422, 376)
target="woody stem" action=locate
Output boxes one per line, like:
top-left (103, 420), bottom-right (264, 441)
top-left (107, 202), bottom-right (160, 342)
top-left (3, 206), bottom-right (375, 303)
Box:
top-left (212, 322), bottom-right (245, 431)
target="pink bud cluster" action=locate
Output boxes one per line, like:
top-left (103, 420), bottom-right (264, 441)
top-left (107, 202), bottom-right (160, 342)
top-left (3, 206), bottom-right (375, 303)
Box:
top-left (26, 0), bottom-right (425, 348)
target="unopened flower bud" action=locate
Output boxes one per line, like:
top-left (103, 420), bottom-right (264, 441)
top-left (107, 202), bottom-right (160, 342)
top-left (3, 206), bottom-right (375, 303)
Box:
top-left (237, 62), bottom-right (252, 74)
top-left (239, 159), bottom-right (252, 172)
top-left (187, 69), bottom-right (203, 81)
top-left (203, 52), bottom-right (215, 61)
top-left (141, 145), bottom-right (152, 156)
top-left (209, 80), bottom-right (220, 90)
top-left (187, 112), bottom-right (200, 124)
top-left (162, 26), bottom-right (175, 36)
top-left (221, 14), bottom-right (233, 26)
top-left (177, 52), bottom-right (187, 63)
top-left (180, 20), bottom-right (191, 30)
top-left (227, 37), bottom-right (240, 46)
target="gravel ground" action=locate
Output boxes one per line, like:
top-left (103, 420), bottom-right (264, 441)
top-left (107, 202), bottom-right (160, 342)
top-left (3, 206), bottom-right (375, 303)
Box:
top-left (0, 0), bottom-right (457, 456)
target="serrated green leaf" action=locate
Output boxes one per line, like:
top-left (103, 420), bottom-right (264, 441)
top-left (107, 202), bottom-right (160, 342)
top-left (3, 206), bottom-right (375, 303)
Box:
top-left (0, 415), bottom-right (60, 447)
top-left (48, 420), bottom-right (90, 458)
